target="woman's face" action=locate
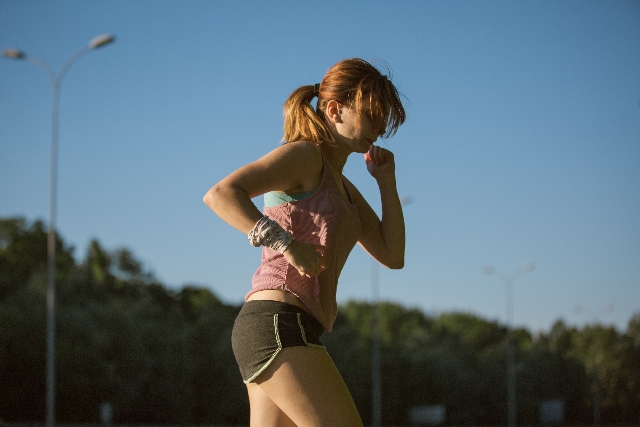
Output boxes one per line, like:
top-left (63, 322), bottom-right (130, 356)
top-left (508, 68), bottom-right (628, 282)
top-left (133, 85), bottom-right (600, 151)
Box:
top-left (332, 103), bottom-right (383, 154)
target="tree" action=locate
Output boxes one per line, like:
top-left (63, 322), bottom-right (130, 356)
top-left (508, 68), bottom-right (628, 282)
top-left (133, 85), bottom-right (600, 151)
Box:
top-left (0, 217), bottom-right (74, 299)
top-left (2, 216), bottom-right (639, 424)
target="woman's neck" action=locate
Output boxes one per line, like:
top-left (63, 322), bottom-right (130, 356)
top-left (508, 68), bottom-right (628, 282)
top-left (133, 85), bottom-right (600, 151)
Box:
top-left (321, 143), bottom-right (350, 174)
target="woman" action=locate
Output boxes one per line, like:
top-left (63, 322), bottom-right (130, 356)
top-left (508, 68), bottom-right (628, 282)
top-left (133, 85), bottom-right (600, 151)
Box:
top-left (203, 58), bottom-right (406, 427)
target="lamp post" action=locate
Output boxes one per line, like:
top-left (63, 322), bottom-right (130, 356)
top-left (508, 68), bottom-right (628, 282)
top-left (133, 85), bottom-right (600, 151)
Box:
top-left (371, 258), bottom-right (382, 427)
top-left (482, 262), bottom-right (535, 427)
top-left (3, 34), bottom-right (115, 427)
top-left (371, 195), bottom-right (411, 427)
top-left (575, 304), bottom-right (614, 427)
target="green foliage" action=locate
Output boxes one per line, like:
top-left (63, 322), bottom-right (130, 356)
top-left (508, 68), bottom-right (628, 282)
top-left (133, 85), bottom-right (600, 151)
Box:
top-left (1, 217), bottom-right (639, 424)
top-left (0, 217), bottom-right (246, 424)
top-left (0, 217), bottom-right (74, 299)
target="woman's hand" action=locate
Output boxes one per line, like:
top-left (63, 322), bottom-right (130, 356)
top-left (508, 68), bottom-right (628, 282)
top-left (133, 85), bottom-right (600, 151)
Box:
top-left (364, 145), bottom-right (396, 180)
top-left (283, 240), bottom-right (328, 278)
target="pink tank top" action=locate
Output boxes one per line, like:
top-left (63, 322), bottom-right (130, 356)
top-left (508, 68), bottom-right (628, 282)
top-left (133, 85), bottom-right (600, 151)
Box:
top-left (247, 154), bottom-right (362, 332)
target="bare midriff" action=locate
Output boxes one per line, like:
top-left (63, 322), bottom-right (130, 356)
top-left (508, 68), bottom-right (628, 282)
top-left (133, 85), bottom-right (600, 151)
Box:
top-left (246, 289), bottom-right (310, 314)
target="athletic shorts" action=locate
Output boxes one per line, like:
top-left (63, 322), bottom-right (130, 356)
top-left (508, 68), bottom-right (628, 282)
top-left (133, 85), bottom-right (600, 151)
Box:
top-left (231, 300), bottom-right (325, 383)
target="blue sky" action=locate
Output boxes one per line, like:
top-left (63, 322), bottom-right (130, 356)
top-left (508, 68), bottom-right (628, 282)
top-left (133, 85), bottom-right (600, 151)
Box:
top-left (1, 0), bottom-right (639, 333)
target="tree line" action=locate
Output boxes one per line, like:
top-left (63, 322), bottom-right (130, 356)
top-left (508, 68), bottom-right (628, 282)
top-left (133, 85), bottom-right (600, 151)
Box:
top-left (1, 217), bottom-right (638, 425)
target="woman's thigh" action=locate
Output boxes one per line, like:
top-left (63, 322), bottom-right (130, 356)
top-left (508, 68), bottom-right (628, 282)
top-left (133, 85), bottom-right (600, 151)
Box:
top-left (253, 345), bottom-right (364, 427)
top-left (247, 382), bottom-right (298, 427)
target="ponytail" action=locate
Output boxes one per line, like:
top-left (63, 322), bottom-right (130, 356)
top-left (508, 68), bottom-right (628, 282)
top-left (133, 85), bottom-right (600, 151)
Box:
top-left (282, 84), bottom-right (334, 145)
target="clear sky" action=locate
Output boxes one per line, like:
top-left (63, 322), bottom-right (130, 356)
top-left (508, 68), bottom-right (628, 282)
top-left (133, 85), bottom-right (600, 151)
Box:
top-left (1, 0), bottom-right (639, 333)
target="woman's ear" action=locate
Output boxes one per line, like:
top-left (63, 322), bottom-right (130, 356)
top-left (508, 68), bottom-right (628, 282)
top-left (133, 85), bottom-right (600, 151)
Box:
top-left (324, 100), bottom-right (343, 125)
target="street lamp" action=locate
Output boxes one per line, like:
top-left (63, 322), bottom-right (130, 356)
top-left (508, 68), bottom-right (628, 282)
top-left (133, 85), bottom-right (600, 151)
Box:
top-left (575, 304), bottom-right (614, 427)
top-left (371, 195), bottom-right (411, 427)
top-left (371, 258), bottom-right (382, 427)
top-left (3, 33), bottom-right (115, 427)
top-left (482, 262), bottom-right (535, 427)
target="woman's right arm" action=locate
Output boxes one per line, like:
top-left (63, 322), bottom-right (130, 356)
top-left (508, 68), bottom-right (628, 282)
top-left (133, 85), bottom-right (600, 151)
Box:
top-left (202, 174), bottom-right (266, 234)
top-left (203, 141), bottom-right (327, 276)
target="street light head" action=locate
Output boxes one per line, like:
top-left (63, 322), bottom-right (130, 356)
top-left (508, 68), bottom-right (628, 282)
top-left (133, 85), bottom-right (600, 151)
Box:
top-left (481, 265), bottom-right (494, 275)
top-left (89, 34), bottom-right (115, 49)
top-left (400, 195), bottom-right (413, 206)
top-left (3, 48), bottom-right (25, 59)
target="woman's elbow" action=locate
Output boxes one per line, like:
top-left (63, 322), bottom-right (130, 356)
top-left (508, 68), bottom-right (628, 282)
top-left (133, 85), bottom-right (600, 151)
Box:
top-left (385, 252), bottom-right (404, 269)
top-left (388, 259), bottom-right (404, 270)
top-left (203, 184), bottom-right (223, 210)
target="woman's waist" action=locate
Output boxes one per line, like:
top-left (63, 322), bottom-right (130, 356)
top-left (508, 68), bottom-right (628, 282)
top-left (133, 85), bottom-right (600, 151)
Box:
top-left (246, 289), bottom-right (309, 314)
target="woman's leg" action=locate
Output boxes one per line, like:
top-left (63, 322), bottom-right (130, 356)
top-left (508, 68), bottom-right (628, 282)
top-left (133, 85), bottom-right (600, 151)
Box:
top-left (247, 382), bottom-right (298, 427)
top-left (253, 345), bottom-right (364, 427)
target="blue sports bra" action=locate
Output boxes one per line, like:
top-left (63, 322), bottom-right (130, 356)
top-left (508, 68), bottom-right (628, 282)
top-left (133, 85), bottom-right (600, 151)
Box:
top-left (264, 188), bottom-right (317, 207)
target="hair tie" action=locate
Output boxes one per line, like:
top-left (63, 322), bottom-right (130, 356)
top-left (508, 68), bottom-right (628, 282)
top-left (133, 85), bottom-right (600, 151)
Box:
top-left (313, 83), bottom-right (320, 98)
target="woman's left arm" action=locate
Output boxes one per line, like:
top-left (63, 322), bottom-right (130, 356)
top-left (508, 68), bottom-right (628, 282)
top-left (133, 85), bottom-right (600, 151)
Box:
top-left (345, 145), bottom-right (405, 269)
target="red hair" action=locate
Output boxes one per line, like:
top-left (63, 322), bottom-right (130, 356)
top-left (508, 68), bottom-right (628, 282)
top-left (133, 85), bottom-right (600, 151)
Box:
top-left (283, 58), bottom-right (406, 144)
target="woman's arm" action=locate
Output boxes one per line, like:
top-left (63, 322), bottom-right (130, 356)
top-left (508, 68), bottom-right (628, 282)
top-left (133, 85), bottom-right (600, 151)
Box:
top-left (345, 145), bottom-right (405, 269)
top-left (203, 140), bottom-right (328, 276)
top-left (203, 141), bottom-right (321, 232)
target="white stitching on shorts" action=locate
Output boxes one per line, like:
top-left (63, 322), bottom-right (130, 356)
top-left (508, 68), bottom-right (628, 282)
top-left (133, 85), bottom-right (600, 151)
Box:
top-left (297, 312), bottom-right (325, 349)
top-left (244, 313), bottom-right (282, 384)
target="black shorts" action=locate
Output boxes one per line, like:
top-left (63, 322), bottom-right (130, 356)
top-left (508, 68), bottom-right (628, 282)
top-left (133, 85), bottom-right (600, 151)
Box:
top-left (231, 300), bottom-right (325, 383)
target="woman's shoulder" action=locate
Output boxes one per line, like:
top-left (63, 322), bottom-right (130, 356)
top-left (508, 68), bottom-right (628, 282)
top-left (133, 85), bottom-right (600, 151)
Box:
top-left (266, 141), bottom-right (323, 193)
top-left (274, 140), bottom-right (323, 168)
top-left (341, 175), bottom-right (363, 199)
top-left (279, 140), bottom-right (322, 156)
